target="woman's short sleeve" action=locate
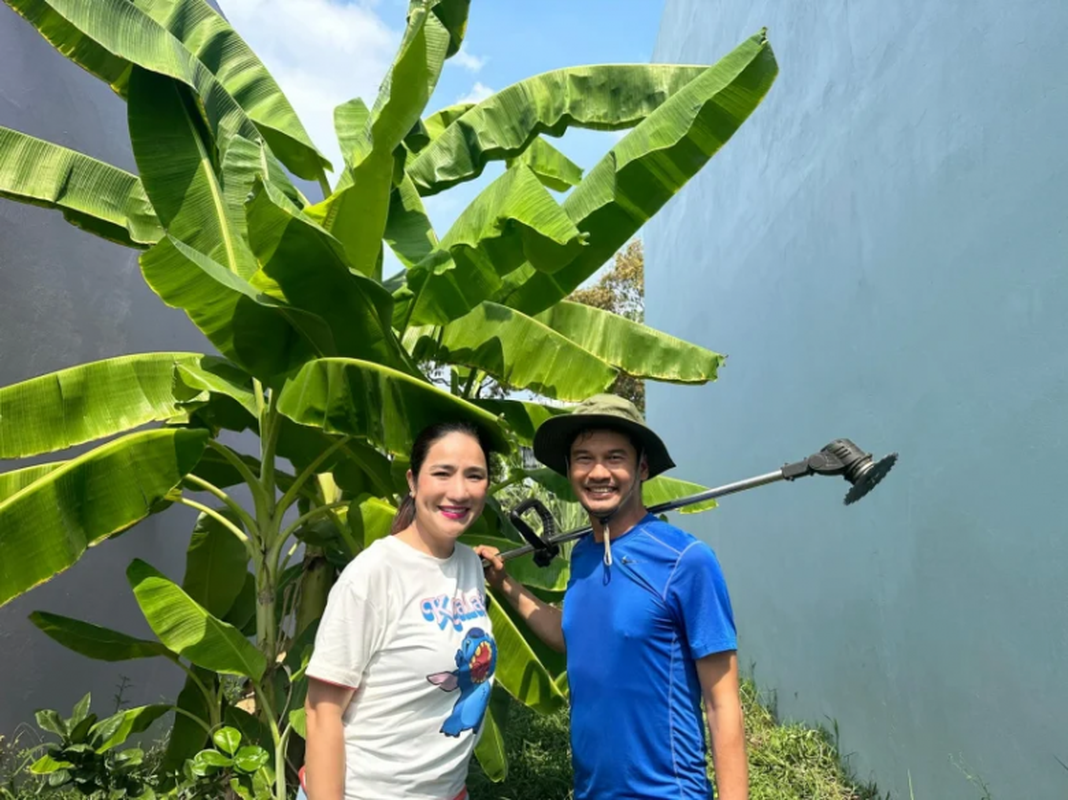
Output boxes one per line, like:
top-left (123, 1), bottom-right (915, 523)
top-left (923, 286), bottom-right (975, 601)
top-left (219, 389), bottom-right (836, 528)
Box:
top-left (305, 558), bottom-right (391, 689)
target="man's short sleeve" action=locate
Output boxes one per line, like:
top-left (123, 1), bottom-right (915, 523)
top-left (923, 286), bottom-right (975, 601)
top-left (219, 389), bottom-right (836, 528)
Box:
top-left (665, 542), bottom-right (738, 660)
top-left (305, 561), bottom-right (389, 689)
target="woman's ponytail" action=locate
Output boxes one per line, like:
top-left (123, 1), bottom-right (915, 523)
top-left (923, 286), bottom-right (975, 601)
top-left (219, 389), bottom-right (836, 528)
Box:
top-left (390, 492), bottom-right (416, 535)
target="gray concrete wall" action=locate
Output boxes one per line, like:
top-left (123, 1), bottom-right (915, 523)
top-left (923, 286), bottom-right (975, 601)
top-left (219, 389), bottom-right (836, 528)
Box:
top-left (0, 7), bottom-right (210, 733)
top-left (648, 1), bottom-right (1068, 797)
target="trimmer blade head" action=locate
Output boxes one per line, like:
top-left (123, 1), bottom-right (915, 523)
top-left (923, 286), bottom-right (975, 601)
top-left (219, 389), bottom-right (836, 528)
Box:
top-left (844, 452), bottom-right (898, 505)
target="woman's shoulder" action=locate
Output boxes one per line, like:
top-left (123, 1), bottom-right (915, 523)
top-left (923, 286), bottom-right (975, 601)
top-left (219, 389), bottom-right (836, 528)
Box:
top-left (335, 537), bottom-right (402, 588)
top-left (452, 540), bottom-right (481, 566)
top-left (453, 541), bottom-right (490, 583)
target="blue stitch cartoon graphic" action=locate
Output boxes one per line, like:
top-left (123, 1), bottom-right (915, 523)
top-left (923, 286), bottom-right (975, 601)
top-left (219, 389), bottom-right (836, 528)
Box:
top-left (426, 627), bottom-right (497, 737)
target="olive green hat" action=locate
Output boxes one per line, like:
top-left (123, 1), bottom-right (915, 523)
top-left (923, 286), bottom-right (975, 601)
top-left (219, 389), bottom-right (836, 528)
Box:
top-left (532, 394), bottom-right (676, 479)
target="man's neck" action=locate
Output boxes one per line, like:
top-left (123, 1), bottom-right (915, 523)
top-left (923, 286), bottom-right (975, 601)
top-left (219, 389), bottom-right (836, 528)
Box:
top-left (589, 501), bottom-right (649, 543)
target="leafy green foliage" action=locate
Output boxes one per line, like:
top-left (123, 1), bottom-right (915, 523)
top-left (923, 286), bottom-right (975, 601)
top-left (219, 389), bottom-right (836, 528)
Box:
top-left (26, 694), bottom-right (165, 799)
top-left (171, 728), bottom-right (274, 800)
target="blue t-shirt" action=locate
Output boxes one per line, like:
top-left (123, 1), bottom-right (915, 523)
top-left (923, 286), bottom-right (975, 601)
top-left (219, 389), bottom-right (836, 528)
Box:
top-left (562, 514), bottom-right (738, 800)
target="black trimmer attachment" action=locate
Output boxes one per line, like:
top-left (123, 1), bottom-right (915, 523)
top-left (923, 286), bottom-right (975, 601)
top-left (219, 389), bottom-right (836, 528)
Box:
top-left (495, 438), bottom-right (898, 567)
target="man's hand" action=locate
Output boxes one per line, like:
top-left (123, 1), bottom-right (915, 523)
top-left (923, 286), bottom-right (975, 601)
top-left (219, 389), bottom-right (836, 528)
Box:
top-left (473, 544), bottom-right (565, 653)
top-left (696, 650), bottom-right (748, 800)
top-left (473, 544), bottom-right (508, 590)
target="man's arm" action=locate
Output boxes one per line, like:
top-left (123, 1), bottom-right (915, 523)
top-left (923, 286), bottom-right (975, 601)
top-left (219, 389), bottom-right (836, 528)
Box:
top-left (696, 650), bottom-right (748, 800)
top-left (474, 545), bottom-right (565, 652)
top-left (304, 678), bottom-right (356, 800)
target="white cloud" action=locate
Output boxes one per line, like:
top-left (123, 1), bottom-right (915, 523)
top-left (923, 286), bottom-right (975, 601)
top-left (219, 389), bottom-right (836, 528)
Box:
top-left (456, 81), bottom-right (494, 105)
top-left (449, 47), bottom-right (486, 73)
top-left (219, 0), bottom-right (400, 180)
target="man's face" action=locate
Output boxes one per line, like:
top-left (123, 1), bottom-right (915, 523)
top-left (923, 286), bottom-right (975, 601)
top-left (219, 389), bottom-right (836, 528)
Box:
top-left (568, 429), bottom-right (648, 518)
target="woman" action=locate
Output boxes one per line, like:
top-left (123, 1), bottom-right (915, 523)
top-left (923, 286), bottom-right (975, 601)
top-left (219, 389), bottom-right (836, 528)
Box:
top-left (300, 420), bottom-right (500, 800)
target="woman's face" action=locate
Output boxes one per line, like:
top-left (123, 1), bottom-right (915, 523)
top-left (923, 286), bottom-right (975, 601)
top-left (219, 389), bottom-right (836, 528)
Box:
top-left (407, 431), bottom-right (490, 545)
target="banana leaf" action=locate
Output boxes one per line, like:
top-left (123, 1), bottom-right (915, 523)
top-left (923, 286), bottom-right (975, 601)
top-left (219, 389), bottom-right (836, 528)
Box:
top-left (0, 352), bottom-right (205, 460)
top-left (492, 581), bottom-right (567, 678)
top-left (132, 0), bottom-right (329, 180)
top-left (273, 421), bottom-right (394, 498)
top-left (3, 0), bottom-right (325, 178)
top-left (472, 700), bottom-right (507, 782)
top-left (186, 447), bottom-right (263, 492)
top-left (485, 593), bottom-right (566, 714)
top-left (334, 98), bottom-right (372, 170)
top-left (369, 3), bottom-right (453, 158)
top-left (140, 236), bottom-right (334, 380)
top-left (535, 301), bottom-right (724, 383)
top-left (181, 510), bottom-right (249, 619)
top-left (501, 31), bottom-right (779, 316)
top-left (407, 64), bottom-right (710, 195)
top-left (0, 428), bottom-right (209, 607)
top-left (399, 165), bottom-right (586, 327)
top-left (506, 137), bottom-right (583, 193)
top-left (127, 559), bottom-right (267, 680)
top-left (0, 126), bottom-right (161, 247)
top-left (244, 179), bottom-right (414, 373)
top-left (222, 572), bottom-right (257, 636)
top-left (175, 358), bottom-right (258, 419)
top-left (275, 358), bottom-right (509, 456)
top-left (642, 475), bottom-right (719, 513)
top-left (420, 101), bottom-right (474, 144)
top-left (28, 611), bottom-right (172, 662)
top-left (348, 496), bottom-right (397, 550)
top-left (307, 3), bottom-right (453, 277)
top-left (128, 67), bottom-right (256, 278)
top-left (384, 174), bottom-right (439, 268)
top-left (220, 135), bottom-right (306, 245)
top-left (0, 462), bottom-right (64, 503)
top-left (473, 399), bottom-right (567, 446)
top-left (407, 302), bottom-right (617, 401)
top-left (428, 0), bottom-right (470, 58)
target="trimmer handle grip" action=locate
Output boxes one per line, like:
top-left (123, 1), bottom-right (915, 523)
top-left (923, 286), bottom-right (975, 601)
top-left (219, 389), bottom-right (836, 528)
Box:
top-left (508, 498), bottom-right (560, 567)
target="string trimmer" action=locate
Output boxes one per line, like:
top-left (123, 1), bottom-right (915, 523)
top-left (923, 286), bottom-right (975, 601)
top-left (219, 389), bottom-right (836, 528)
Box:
top-left (495, 438), bottom-right (897, 567)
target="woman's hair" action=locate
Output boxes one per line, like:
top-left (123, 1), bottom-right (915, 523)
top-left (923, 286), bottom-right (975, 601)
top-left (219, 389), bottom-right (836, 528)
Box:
top-left (389, 420), bottom-right (496, 534)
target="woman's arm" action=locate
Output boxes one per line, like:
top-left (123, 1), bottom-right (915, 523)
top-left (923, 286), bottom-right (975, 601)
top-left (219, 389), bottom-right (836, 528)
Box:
top-left (304, 678), bottom-right (356, 800)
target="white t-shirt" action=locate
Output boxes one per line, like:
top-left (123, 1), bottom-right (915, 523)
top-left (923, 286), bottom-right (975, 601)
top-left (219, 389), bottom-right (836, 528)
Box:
top-left (306, 535), bottom-right (496, 800)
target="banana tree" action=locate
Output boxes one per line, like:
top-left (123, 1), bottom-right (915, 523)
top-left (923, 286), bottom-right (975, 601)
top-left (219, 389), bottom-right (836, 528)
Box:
top-left (0, 0), bottom-right (777, 793)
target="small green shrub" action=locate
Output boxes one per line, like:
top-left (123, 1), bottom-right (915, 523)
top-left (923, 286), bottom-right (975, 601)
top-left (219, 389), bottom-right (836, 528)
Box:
top-left (0, 693), bottom-right (174, 800)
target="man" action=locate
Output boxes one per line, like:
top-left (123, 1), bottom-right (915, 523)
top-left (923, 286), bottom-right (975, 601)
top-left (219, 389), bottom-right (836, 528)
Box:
top-left (478, 394), bottom-right (748, 799)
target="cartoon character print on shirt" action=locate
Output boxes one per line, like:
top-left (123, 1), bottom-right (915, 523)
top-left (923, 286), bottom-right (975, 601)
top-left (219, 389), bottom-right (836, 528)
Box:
top-left (425, 627), bottom-right (497, 737)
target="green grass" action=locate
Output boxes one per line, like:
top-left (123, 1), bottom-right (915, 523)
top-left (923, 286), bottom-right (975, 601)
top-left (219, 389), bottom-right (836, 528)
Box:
top-left (468, 678), bottom-right (884, 800)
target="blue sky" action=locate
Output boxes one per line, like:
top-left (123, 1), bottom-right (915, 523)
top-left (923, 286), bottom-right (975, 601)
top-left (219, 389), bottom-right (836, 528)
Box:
top-left (219, 0), bottom-right (667, 272)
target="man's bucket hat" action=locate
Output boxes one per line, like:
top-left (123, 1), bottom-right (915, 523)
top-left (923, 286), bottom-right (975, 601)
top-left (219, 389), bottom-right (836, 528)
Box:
top-left (532, 393), bottom-right (676, 479)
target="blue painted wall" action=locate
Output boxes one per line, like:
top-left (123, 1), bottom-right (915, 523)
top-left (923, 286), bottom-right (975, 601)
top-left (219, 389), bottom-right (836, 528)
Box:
top-left (647, 1), bottom-right (1068, 797)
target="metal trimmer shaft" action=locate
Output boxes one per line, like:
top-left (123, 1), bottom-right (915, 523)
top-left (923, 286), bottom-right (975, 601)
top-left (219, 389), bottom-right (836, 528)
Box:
top-left (490, 438), bottom-right (897, 567)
